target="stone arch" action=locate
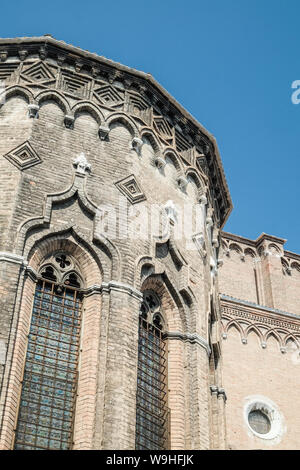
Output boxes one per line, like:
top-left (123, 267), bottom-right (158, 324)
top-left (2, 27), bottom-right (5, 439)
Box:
top-left (244, 248), bottom-right (256, 258)
top-left (0, 231), bottom-right (104, 449)
top-left (291, 261), bottom-right (300, 273)
top-left (163, 148), bottom-right (183, 176)
top-left (72, 101), bottom-right (104, 125)
top-left (185, 168), bottom-right (206, 189)
top-left (15, 172), bottom-right (121, 281)
top-left (1, 85), bottom-right (34, 104)
top-left (229, 243), bottom-right (242, 254)
top-left (140, 127), bottom-right (161, 154)
top-left (35, 89), bottom-right (70, 115)
top-left (185, 169), bottom-right (205, 202)
top-left (265, 330), bottom-right (282, 349)
top-left (246, 325), bottom-right (263, 343)
top-left (226, 320), bottom-right (244, 339)
top-left (105, 112), bottom-right (139, 137)
top-left (135, 255), bottom-right (156, 285)
top-left (141, 273), bottom-right (187, 332)
top-left (284, 334), bottom-right (300, 349)
top-left (281, 257), bottom-right (289, 273)
top-left (27, 231), bottom-right (103, 287)
top-left (221, 239), bottom-right (229, 250)
top-left (268, 243), bottom-right (281, 255)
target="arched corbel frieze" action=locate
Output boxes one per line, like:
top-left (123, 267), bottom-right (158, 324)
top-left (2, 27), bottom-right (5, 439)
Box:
top-left (35, 89), bottom-right (70, 115)
top-left (0, 85), bottom-right (34, 106)
top-left (104, 112), bottom-right (139, 138)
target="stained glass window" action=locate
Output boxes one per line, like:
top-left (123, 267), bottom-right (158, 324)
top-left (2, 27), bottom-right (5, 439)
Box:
top-left (135, 292), bottom-right (169, 450)
top-left (14, 278), bottom-right (82, 450)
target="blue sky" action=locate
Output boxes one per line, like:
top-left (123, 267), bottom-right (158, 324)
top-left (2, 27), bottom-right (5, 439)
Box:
top-left (2, 0), bottom-right (300, 251)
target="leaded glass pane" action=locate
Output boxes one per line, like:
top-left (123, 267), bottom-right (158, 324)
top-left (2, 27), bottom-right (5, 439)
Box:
top-left (14, 279), bottom-right (82, 450)
top-left (135, 317), bottom-right (169, 450)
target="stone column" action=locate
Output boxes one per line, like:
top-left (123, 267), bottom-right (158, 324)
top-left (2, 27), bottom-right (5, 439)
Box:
top-left (185, 340), bottom-right (211, 449)
top-left (0, 259), bottom-right (32, 450)
top-left (98, 282), bottom-right (142, 450)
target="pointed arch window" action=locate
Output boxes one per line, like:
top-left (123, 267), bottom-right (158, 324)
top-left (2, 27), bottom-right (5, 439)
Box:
top-left (14, 253), bottom-right (83, 450)
top-left (135, 291), bottom-right (169, 450)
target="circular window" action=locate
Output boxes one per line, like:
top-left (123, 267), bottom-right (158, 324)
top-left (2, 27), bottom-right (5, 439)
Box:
top-left (244, 396), bottom-right (285, 442)
top-left (248, 409), bottom-right (271, 435)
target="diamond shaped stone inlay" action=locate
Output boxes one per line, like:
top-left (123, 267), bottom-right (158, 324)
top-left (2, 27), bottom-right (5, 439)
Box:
top-left (114, 174), bottom-right (146, 204)
top-left (94, 85), bottom-right (123, 106)
top-left (4, 141), bottom-right (42, 170)
top-left (22, 61), bottom-right (55, 83)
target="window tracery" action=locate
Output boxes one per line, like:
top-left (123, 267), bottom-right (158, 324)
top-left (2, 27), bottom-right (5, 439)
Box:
top-left (135, 290), bottom-right (169, 450)
top-left (14, 252), bottom-right (83, 450)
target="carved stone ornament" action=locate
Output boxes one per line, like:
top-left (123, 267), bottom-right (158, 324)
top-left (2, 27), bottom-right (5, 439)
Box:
top-left (200, 194), bottom-right (207, 204)
top-left (28, 104), bottom-right (39, 119)
top-left (154, 156), bottom-right (166, 169)
top-left (192, 232), bottom-right (207, 260)
top-left (210, 256), bottom-right (217, 278)
top-left (57, 54), bottom-right (66, 67)
top-left (114, 174), bottom-right (146, 204)
top-left (39, 45), bottom-right (47, 60)
top-left (18, 49), bottom-right (28, 61)
top-left (4, 140), bottom-right (42, 170)
top-left (131, 137), bottom-right (143, 155)
top-left (64, 115), bottom-right (75, 129)
top-left (98, 125), bottom-right (110, 140)
top-left (164, 200), bottom-right (178, 224)
top-left (73, 153), bottom-right (91, 175)
top-left (177, 175), bottom-right (188, 191)
top-left (0, 50), bottom-right (8, 62)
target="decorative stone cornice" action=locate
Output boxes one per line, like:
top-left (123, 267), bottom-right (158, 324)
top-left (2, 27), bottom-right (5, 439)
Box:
top-left (164, 331), bottom-right (211, 355)
top-left (221, 295), bottom-right (300, 326)
top-left (0, 35), bottom-right (232, 226)
top-left (221, 295), bottom-right (300, 352)
top-left (221, 231), bottom-right (289, 258)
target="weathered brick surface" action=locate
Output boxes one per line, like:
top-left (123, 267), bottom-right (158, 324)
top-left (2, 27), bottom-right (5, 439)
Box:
top-left (219, 232), bottom-right (300, 449)
top-left (222, 327), bottom-right (300, 449)
top-left (0, 36), bottom-right (298, 451)
top-left (0, 37), bottom-right (223, 450)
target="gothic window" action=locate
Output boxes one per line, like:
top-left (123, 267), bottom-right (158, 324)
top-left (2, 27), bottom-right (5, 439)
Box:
top-left (14, 253), bottom-right (83, 450)
top-left (135, 291), bottom-right (169, 450)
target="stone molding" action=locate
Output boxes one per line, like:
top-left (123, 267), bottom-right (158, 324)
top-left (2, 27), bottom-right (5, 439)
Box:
top-left (99, 280), bottom-right (143, 301)
top-left (221, 295), bottom-right (300, 351)
top-left (210, 385), bottom-right (227, 401)
top-left (0, 252), bottom-right (25, 265)
top-left (221, 295), bottom-right (300, 327)
top-left (164, 330), bottom-right (211, 355)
